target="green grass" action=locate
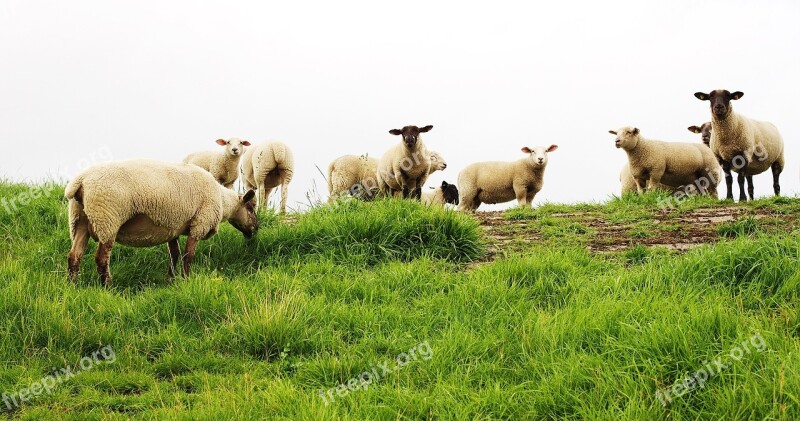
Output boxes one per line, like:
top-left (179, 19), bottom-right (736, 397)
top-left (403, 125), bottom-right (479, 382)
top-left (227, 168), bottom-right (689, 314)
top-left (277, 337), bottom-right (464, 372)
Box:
top-left (1, 181), bottom-right (799, 419)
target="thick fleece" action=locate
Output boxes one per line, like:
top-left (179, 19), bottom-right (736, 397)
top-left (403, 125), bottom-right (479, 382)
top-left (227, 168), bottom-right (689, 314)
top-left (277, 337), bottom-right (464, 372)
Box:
top-left (182, 138), bottom-right (251, 188)
top-left (376, 125), bottom-right (433, 199)
top-left (241, 141), bottom-right (295, 213)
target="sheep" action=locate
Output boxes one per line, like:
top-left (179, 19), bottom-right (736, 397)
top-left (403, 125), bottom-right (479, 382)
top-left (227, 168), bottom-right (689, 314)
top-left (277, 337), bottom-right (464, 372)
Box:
top-left (65, 159), bottom-right (258, 286)
top-left (694, 89), bottom-right (785, 201)
top-left (241, 141), bottom-right (295, 213)
top-left (182, 138), bottom-right (251, 189)
top-left (457, 145), bottom-right (558, 211)
top-left (376, 125), bottom-right (434, 199)
top-left (609, 127), bottom-right (720, 197)
top-left (421, 181), bottom-right (460, 206)
top-left (327, 150), bottom-right (448, 201)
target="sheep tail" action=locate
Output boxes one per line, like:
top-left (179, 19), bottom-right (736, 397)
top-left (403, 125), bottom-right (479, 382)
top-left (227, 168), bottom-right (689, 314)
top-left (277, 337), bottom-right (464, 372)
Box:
top-left (64, 175), bottom-right (84, 204)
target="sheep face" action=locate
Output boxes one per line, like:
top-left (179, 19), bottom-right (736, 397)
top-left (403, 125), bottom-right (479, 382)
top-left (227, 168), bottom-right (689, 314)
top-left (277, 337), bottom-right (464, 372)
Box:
top-left (688, 123), bottom-right (712, 146)
top-left (389, 125), bottom-right (433, 149)
top-left (521, 145), bottom-right (558, 167)
top-left (609, 127), bottom-right (640, 150)
top-left (429, 151), bottom-right (447, 171)
top-left (441, 181), bottom-right (459, 205)
top-left (694, 90), bottom-right (743, 119)
top-left (228, 190), bottom-right (259, 239)
top-left (216, 137), bottom-right (252, 157)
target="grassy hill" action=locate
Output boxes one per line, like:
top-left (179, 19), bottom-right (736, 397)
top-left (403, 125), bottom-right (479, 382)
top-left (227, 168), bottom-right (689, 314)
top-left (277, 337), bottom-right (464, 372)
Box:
top-left (1, 181), bottom-right (799, 420)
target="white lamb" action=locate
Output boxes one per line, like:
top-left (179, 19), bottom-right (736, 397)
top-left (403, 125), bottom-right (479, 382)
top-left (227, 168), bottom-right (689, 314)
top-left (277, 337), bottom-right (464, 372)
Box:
top-left (182, 138), bottom-right (251, 189)
top-left (376, 125), bottom-right (433, 199)
top-left (421, 181), bottom-right (459, 206)
top-left (609, 127), bottom-right (720, 197)
top-left (241, 141), bottom-right (295, 213)
top-left (457, 145), bottom-right (558, 211)
top-left (65, 160), bottom-right (258, 286)
top-left (694, 89), bottom-right (785, 201)
top-left (327, 150), bottom-right (448, 201)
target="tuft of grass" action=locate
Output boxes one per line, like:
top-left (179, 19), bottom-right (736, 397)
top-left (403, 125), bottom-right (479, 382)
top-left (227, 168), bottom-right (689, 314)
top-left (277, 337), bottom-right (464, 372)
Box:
top-left (718, 216), bottom-right (762, 238)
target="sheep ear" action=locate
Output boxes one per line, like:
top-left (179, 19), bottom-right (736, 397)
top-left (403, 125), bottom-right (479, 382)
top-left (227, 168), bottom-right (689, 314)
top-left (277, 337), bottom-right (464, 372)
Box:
top-left (521, 147), bottom-right (532, 154)
top-left (694, 92), bottom-right (710, 101)
top-left (688, 126), bottom-right (701, 133)
top-left (216, 139), bottom-right (227, 146)
top-left (608, 130), bottom-right (617, 135)
top-left (441, 181), bottom-right (448, 188)
top-left (242, 190), bottom-right (256, 203)
top-left (419, 125), bottom-right (433, 133)
top-left (731, 91), bottom-right (743, 100)
top-left (546, 144), bottom-right (558, 152)
top-left (389, 129), bottom-right (402, 136)
top-left (241, 140), bottom-right (252, 146)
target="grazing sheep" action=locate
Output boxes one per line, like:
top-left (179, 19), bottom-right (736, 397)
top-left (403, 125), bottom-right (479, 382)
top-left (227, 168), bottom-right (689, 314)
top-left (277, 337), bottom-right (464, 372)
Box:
top-left (65, 160), bottom-right (258, 286)
top-left (327, 150), bottom-right (448, 201)
top-left (376, 125), bottom-right (433, 199)
top-left (421, 181), bottom-right (460, 206)
top-left (241, 141), bottom-right (295, 213)
top-left (182, 138), bottom-right (251, 189)
top-left (457, 145), bottom-right (558, 211)
top-left (609, 127), bottom-right (720, 196)
top-left (694, 89), bottom-right (785, 201)
top-left (687, 122), bottom-right (712, 146)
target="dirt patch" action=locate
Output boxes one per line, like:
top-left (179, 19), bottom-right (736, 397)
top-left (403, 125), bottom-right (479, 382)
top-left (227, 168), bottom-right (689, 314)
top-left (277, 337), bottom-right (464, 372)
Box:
top-left (473, 206), bottom-right (798, 259)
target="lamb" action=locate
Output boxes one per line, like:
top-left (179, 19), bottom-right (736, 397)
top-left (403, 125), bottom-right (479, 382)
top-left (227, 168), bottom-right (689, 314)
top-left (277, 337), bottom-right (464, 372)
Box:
top-left (182, 138), bottom-right (251, 189)
top-left (457, 145), bottom-right (558, 211)
top-left (65, 160), bottom-right (258, 286)
top-left (609, 127), bottom-right (720, 197)
top-left (694, 89), bottom-right (785, 201)
top-left (421, 181), bottom-right (459, 206)
top-left (376, 125), bottom-right (434, 199)
top-left (327, 150), bottom-right (448, 201)
top-left (241, 141), bottom-right (295, 213)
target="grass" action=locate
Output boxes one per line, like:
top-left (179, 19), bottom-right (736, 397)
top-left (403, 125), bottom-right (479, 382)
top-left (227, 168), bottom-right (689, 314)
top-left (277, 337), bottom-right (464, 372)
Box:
top-left (1, 181), bottom-right (799, 419)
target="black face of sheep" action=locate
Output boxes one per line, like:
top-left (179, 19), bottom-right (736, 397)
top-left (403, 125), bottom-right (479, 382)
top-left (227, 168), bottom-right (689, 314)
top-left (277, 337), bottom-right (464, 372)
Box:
top-left (694, 90), bottom-right (743, 118)
top-left (441, 181), bottom-right (459, 205)
top-left (688, 122), bottom-right (712, 146)
top-left (229, 190), bottom-right (259, 239)
top-left (389, 125), bottom-right (433, 149)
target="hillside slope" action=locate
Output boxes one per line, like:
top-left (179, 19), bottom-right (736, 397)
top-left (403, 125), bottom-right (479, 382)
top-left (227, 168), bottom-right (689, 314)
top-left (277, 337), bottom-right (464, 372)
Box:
top-left (0, 182), bottom-right (798, 420)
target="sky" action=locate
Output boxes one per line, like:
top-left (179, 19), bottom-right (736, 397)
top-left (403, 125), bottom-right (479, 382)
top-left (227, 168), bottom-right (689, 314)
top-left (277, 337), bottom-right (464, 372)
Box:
top-left (2, 0), bottom-right (798, 211)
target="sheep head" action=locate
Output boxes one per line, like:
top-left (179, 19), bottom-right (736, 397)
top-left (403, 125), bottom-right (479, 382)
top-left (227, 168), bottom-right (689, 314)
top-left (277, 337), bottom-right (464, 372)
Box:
top-left (440, 181), bottom-right (459, 205)
top-left (389, 125), bottom-right (433, 150)
top-left (429, 151), bottom-right (447, 172)
top-left (228, 190), bottom-right (259, 239)
top-left (609, 127), bottom-right (640, 150)
top-left (694, 90), bottom-right (743, 119)
top-left (687, 122), bottom-right (712, 146)
top-left (216, 137), bottom-right (252, 157)
top-left (521, 145), bottom-right (558, 167)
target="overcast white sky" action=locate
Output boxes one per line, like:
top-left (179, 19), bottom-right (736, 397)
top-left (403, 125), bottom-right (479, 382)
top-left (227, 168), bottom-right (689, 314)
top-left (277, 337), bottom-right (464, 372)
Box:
top-left (2, 0), bottom-right (798, 210)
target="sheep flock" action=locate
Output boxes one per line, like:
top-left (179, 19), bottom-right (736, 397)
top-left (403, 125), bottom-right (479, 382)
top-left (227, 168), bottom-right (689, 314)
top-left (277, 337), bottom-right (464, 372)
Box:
top-left (65, 88), bottom-right (788, 285)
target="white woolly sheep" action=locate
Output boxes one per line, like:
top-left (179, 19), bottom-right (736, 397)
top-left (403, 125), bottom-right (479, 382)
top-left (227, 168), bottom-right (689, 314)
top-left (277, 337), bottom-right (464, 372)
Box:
top-left (328, 150), bottom-right (448, 201)
top-left (609, 127), bottom-right (720, 197)
top-left (694, 89), bottom-right (785, 201)
top-left (65, 160), bottom-right (258, 286)
top-left (182, 138), bottom-right (251, 189)
top-left (457, 145), bottom-right (558, 211)
top-left (619, 163), bottom-right (700, 196)
top-left (421, 181), bottom-right (459, 206)
top-left (241, 141), bottom-right (295, 213)
top-left (376, 125), bottom-right (433, 199)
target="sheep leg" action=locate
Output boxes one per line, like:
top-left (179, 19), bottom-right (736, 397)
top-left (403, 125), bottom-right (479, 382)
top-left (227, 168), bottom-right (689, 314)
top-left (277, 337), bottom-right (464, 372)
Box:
top-left (67, 213), bottom-right (90, 282)
top-left (167, 238), bottom-right (181, 279)
top-left (735, 171), bottom-right (747, 202)
top-left (182, 236), bottom-right (199, 277)
top-left (515, 187), bottom-right (528, 207)
top-left (746, 175), bottom-right (754, 201)
top-left (95, 240), bottom-right (115, 287)
top-left (279, 177), bottom-right (289, 213)
top-left (771, 161), bottom-right (783, 196)
top-left (721, 161), bottom-right (734, 200)
top-left (258, 187), bottom-right (274, 211)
